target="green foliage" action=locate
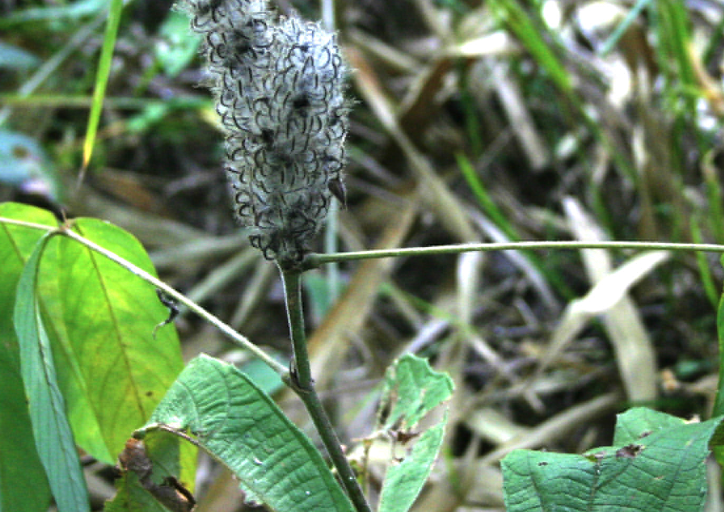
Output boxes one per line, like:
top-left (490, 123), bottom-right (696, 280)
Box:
top-left (377, 354), bottom-right (453, 512)
top-left (502, 408), bottom-right (723, 512)
top-left (0, 203), bottom-right (62, 512)
top-left (55, 217), bottom-right (185, 461)
top-left (15, 231), bottom-right (90, 512)
top-left (83, 0), bottom-right (124, 166)
top-left (0, 203), bottom-right (189, 511)
top-left (154, 11), bottom-right (202, 78)
top-left (487, 0), bottom-right (572, 95)
top-left (713, 272), bottom-right (724, 418)
top-left (378, 354), bottom-right (453, 431)
top-left (136, 354), bottom-right (356, 512)
top-left (4, 0), bottom-right (724, 510)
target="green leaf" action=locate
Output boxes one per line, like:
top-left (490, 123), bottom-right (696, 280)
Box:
top-left (612, 407), bottom-right (687, 445)
top-left (83, 0), bottom-right (125, 166)
top-left (0, 203), bottom-right (56, 512)
top-left (0, 0), bottom-right (105, 28)
top-left (0, 40), bottom-right (40, 70)
top-left (0, 205), bottom-right (191, 479)
top-left (55, 218), bottom-right (185, 464)
top-left (502, 408), bottom-right (723, 512)
top-left (155, 11), bottom-right (202, 78)
top-left (0, 346), bottom-right (51, 512)
top-left (375, 354), bottom-right (453, 512)
top-left (380, 353), bottom-right (454, 430)
top-left (103, 471), bottom-right (170, 512)
top-left (487, 0), bottom-right (572, 94)
top-left (14, 232), bottom-right (90, 512)
top-left (715, 266), bottom-right (724, 468)
top-left (104, 432), bottom-right (194, 512)
top-left (713, 271), bottom-right (724, 417)
top-left (378, 417), bottom-right (447, 512)
top-left (139, 354), bottom-right (355, 512)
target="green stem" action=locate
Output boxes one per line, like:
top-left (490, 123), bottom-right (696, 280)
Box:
top-left (279, 267), bottom-right (372, 512)
top-left (304, 240), bottom-right (724, 267)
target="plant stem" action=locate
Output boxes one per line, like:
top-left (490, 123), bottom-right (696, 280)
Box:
top-left (304, 240), bottom-right (724, 267)
top-left (279, 267), bottom-right (372, 512)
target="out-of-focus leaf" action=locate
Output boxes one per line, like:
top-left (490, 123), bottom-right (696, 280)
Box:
top-left (0, 131), bottom-right (61, 200)
top-left (155, 11), bottom-right (202, 78)
top-left (238, 354), bottom-right (285, 396)
top-left (0, 41), bottom-right (40, 70)
top-left (0, 0), bottom-right (105, 27)
top-left (83, 0), bottom-right (125, 166)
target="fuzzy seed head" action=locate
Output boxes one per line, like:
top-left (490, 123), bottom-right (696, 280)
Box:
top-left (177, 0), bottom-right (349, 265)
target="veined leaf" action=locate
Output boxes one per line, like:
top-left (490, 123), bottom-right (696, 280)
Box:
top-left (14, 232), bottom-right (90, 512)
top-left (380, 354), bottom-right (454, 431)
top-left (0, 202), bottom-right (57, 512)
top-left (378, 417), bottom-right (447, 512)
top-left (1, 204), bottom-right (191, 479)
top-left (138, 354), bottom-right (355, 512)
top-left (377, 354), bottom-right (454, 512)
top-left (503, 408), bottom-right (723, 512)
top-left (56, 217), bottom-right (186, 464)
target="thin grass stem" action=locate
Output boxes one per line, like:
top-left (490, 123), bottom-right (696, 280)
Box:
top-left (305, 240), bottom-right (724, 267)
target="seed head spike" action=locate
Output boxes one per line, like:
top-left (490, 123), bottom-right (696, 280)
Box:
top-left (177, 0), bottom-right (349, 267)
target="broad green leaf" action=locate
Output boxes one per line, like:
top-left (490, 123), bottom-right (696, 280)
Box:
top-left (378, 417), bottom-right (447, 512)
top-left (139, 354), bottom-right (355, 512)
top-left (56, 217), bottom-right (185, 464)
top-left (0, 345), bottom-right (51, 512)
top-left (613, 407), bottom-right (688, 445)
top-left (376, 354), bottom-right (453, 512)
top-left (0, 206), bottom-right (192, 479)
top-left (0, 203), bottom-right (57, 512)
top-left (14, 232), bottom-right (90, 512)
top-left (502, 408), bottom-right (723, 512)
top-left (380, 353), bottom-right (454, 430)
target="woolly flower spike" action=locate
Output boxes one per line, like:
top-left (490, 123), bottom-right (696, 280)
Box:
top-left (178, 0), bottom-right (349, 266)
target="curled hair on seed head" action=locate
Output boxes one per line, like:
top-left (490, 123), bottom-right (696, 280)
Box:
top-left (177, 0), bottom-right (349, 266)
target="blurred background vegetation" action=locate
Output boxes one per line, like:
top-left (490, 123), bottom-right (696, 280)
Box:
top-left (2, 0), bottom-right (724, 510)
